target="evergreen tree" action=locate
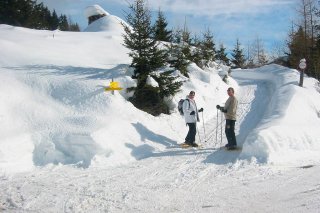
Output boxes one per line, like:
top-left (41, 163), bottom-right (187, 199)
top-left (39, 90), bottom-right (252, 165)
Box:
top-left (231, 39), bottom-right (246, 68)
top-left (191, 35), bottom-right (203, 68)
top-left (167, 43), bottom-right (190, 77)
top-left (287, 26), bottom-right (307, 69)
top-left (216, 44), bottom-right (230, 66)
top-left (153, 9), bottom-right (172, 42)
top-left (58, 15), bottom-right (69, 31)
top-left (0, 0), bottom-right (79, 31)
top-left (151, 71), bottom-right (182, 99)
top-left (0, 0), bottom-right (34, 26)
top-left (68, 17), bottom-right (80, 31)
top-left (172, 28), bottom-right (182, 43)
top-left (69, 23), bottom-right (80, 31)
top-left (200, 28), bottom-right (216, 67)
top-left (122, 0), bottom-right (173, 115)
top-left (181, 26), bottom-right (193, 62)
top-left (167, 28), bottom-right (191, 77)
top-left (50, 10), bottom-right (60, 30)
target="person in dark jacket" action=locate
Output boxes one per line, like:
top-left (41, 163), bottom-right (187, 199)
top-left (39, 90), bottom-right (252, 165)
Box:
top-left (182, 91), bottom-right (203, 147)
top-left (216, 87), bottom-right (238, 150)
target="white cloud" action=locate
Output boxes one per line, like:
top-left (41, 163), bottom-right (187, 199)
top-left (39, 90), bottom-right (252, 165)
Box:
top-left (37, 0), bottom-right (297, 18)
top-left (146, 0), bottom-right (296, 17)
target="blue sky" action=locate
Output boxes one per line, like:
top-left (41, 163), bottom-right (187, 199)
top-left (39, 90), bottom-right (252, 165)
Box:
top-left (38, 0), bottom-right (298, 54)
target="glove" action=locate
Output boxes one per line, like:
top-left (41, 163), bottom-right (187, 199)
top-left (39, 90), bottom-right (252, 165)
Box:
top-left (221, 108), bottom-right (227, 113)
top-left (216, 105), bottom-right (220, 109)
top-left (198, 108), bottom-right (203, 112)
top-left (190, 111), bottom-right (195, 115)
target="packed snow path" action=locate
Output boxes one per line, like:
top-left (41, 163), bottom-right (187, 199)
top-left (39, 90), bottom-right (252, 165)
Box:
top-left (1, 69), bottom-right (319, 212)
top-left (201, 69), bottom-right (270, 150)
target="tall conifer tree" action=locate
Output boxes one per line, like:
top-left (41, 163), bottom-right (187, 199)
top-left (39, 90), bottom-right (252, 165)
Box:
top-left (153, 9), bottom-right (172, 42)
top-left (231, 39), bottom-right (246, 68)
top-left (122, 0), bottom-right (177, 115)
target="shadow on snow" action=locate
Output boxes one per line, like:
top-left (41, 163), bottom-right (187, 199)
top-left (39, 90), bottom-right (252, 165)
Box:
top-left (5, 64), bottom-right (132, 80)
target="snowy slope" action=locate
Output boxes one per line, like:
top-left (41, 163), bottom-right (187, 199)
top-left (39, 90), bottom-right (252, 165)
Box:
top-left (0, 10), bottom-right (320, 212)
top-left (0, 24), bottom-right (231, 173)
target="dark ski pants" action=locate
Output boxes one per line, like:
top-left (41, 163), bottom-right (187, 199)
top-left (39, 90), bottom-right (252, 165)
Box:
top-left (185, 123), bottom-right (196, 144)
top-left (225, 119), bottom-right (237, 146)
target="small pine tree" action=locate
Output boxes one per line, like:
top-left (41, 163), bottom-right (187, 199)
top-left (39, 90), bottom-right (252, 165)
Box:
top-left (200, 28), bottom-right (216, 67)
top-left (231, 39), bottom-right (246, 68)
top-left (151, 71), bottom-right (182, 99)
top-left (287, 26), bottom-right (307, 70)
top-left (167, 27), bottom-right (190, 77)
top-left (258, 50), bottom-right (268, 66)
top-left (153, 9), bottom-right (172, 42)
top-left (216, 44), bottom-right (230, 66)
top-left (167, 44), bottom-right (189, 77)
top-left (191, 35), bottom-right (203, 68)
top-left (181, 26), bottom-right (193, 62)
top-left (58, 15), bottom-right (69, 31)
top-left (172, 28), bottom-right (182, 43)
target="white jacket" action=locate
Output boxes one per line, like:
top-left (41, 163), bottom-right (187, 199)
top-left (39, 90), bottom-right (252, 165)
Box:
top-left (183, 97), bottom-right (199, 123)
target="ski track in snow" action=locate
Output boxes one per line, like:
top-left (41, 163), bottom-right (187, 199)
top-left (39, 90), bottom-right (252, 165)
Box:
top-left (1, 69), bottom-right (320, 213)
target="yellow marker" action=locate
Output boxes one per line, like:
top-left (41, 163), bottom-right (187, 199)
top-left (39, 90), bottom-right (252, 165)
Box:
top-left (105, 81), bottom-right (123, 91)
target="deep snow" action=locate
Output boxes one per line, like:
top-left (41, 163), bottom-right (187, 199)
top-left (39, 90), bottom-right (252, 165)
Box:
top-left (0, 7), bottom-right (320, 212)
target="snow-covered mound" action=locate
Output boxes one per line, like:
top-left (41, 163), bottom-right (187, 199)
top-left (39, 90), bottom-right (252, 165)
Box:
top-left (83, 15), bottom-right (126, 34)
top-left (83, 5), bottom-right (127, 34)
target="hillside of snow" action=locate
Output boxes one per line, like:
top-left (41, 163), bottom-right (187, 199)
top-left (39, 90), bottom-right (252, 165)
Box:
top-left (0, 7), bottom-right (320, 211)
top-left (0, 23), bottom-right (231, 173)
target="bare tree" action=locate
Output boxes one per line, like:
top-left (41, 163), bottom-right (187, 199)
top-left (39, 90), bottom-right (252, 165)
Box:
top-left (251, 36), bottom-right (268, 66)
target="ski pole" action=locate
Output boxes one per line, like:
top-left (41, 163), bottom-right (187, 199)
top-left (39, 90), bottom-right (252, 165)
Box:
top-left (220, 111), bottom-right (223, 147)
top-left (197, 125), bottom-right (202, 144)
top-left (216, 109), bottom-right (219, 144)
top-left (201, 111), bottom-right (206, 142)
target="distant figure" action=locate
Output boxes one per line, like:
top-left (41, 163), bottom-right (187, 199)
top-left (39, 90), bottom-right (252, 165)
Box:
top-left (182, 91), bottom-right (203, 147)
top-left (216, 87), bottom-right (238, 150)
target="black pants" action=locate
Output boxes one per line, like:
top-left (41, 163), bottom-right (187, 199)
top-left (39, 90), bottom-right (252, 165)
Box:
top-left (185, 123), bottom-right (196, 144)
top-left (225, 119), bottom-right (237, 146)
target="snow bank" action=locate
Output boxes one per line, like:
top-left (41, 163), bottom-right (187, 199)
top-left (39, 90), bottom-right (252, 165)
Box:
top-left (0, 24), bottom-right (229, 173)
top-left (238, 65), bottom-right (320, 164)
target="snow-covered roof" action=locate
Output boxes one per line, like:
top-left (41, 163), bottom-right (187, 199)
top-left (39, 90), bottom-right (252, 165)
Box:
top-left (83, 14), bottom-right (126, 34)
top-left (84, 4), bottom-right (109, 18)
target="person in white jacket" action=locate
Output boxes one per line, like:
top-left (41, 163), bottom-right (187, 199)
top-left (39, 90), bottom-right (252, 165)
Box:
top-left (182, 91), bottom-right (203, 147)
